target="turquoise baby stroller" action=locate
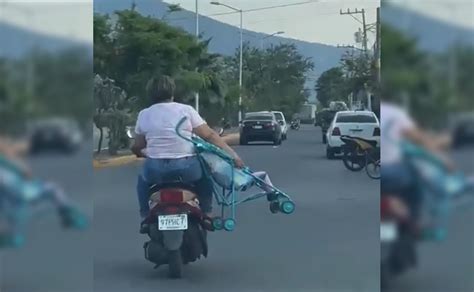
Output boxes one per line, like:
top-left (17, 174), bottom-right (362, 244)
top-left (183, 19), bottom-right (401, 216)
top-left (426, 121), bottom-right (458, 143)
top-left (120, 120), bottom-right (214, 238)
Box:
top-left (176, 117), bottom-right (295, 231)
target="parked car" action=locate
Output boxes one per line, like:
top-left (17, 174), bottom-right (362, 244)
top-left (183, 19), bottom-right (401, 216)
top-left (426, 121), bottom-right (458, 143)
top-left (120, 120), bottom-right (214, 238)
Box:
top-left (240, 112), bottom-right (282, 145)
top-left (325, 111), bottom-right (380, 159)
top-left (29, 118), bottom-right (83, 154)
top-left (451, 113), bottom-right (474, 148)
top-left (272, 111), bottom-right (288, 140)
top-left (318, 108), bottom-right (338, 144)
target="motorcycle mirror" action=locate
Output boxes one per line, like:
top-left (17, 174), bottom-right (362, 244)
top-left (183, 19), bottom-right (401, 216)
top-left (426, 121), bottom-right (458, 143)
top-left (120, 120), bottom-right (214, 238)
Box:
top-left (126, 128), bottom-right (136, 139)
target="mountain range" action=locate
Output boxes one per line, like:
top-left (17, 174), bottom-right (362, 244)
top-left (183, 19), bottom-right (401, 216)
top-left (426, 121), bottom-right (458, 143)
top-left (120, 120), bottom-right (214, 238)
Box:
top-left (0, 21), bottom-right (91, 58)
top-left (1, 1), bottom-right (472, 80)
top-left (381, 2), bottom-right (474, 52)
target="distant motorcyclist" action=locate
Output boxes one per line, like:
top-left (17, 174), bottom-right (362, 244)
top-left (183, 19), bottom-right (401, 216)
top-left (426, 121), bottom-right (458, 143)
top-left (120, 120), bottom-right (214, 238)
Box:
top-left (0, 136), bottom-right (87, 247)
top-left (291, 113), bottom-right (300, 126)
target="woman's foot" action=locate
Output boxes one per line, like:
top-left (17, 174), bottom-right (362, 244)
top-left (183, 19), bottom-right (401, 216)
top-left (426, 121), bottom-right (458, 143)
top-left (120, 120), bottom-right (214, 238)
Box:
top-left (201, 213), bottom-right (216, 231)
top-left (140, 222), bottom-right (150, 234)
top-left (59, 206), bottom-right (88, 230)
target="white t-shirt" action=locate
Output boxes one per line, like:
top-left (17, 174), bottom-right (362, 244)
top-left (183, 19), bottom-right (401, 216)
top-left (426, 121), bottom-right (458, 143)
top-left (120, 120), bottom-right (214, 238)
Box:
top-left (135, 102), bottom-right (205, 159)
top-left (381, 102), bottom-right (415, 165)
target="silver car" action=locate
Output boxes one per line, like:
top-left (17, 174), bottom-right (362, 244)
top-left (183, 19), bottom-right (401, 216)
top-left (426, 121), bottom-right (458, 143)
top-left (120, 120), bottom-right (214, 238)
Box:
top-left (272, 111), bottom-right (288, 140)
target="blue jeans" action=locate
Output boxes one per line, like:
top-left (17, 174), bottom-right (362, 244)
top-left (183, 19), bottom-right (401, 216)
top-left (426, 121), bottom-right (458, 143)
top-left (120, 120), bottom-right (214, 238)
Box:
top-left (381, 162), bottom-right (421, 219)
top-left (136, 156), bottom-right (213, 218)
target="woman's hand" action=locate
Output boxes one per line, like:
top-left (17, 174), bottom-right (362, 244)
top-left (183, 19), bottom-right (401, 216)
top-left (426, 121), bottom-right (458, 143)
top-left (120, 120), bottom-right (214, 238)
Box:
top-left (233, 156), bottom-right (245, 169)
top-left (194, 124), bottom-right (245, 168)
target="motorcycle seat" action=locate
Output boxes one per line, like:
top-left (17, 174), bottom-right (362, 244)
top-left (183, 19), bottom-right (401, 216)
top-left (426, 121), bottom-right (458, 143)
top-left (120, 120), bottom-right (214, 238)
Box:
top-left (341, 135), bottom-right (378, 149)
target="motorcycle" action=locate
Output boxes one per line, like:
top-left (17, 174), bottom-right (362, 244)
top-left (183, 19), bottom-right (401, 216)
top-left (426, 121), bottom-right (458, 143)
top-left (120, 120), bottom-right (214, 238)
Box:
top-left (380, 195), bottom-right (416, 289)
top-left (141, 181), bottom-right (209, 278)
top-left (380, 141), bottom-right (474, 289)
top-left (138, 117), bottom-right (296, 279)
top-left (290, 120), bottom-right (300, 130)
top-left (340, 135), bottom-right (378, 172)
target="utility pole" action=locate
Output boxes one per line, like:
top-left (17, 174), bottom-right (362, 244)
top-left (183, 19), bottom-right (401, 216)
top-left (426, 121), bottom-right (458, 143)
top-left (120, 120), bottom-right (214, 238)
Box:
top-left (340, 7), bottom-right (376, 111)
top-left (375, 7), bottom-right (381, 86)
top-left (194, 0), bottom-right (200, 113)
top-left (339, 8), bottom-right (368, 54)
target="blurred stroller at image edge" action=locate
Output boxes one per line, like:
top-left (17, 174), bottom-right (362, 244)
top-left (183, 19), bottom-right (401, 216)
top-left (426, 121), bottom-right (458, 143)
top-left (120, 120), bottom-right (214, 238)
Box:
top-left (0, 135), bottom-right (88, 248)
top-left (379, 98), bottom-right (474, 287)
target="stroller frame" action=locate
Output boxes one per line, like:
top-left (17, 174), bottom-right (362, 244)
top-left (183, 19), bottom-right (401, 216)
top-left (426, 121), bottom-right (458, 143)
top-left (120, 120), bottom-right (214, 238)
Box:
top-left (175, 117), bottom-right (295, 231)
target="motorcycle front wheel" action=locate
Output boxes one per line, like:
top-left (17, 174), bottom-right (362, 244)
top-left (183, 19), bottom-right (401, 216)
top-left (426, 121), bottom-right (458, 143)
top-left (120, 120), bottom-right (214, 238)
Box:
top-left (365, 148), bottom-right (380, 179)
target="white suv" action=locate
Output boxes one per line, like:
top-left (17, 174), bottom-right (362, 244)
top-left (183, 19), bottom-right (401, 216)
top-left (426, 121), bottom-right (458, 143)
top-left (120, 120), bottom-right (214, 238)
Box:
top-left (272, 111), bottom-right (288, 140)
top-left (326, 111), bottom-right (380, 159)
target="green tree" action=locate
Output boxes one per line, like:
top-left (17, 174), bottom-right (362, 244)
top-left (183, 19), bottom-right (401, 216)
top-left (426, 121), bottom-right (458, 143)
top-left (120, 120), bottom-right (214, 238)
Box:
top-left (339, 50), bottom-right (375, 105)
top-left (226, 43), bottom-right (313, 118)
top-left (94, 10), bottom-right (224, 112)
top-left (94, 74), bottom-right (134, 154)
top-left (315, 67), bottom-right (349, 107)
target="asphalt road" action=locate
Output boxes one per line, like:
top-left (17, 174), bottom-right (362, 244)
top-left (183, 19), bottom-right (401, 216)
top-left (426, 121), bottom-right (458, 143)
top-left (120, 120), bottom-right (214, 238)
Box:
top-left (1, 142), bottom-right (94, 292)
top-left (93, 125), bottom-right (380, 292)
top-left (1, 128), bottom-right (471, 292)
top-left (387, 146), bottom-right (474, 292)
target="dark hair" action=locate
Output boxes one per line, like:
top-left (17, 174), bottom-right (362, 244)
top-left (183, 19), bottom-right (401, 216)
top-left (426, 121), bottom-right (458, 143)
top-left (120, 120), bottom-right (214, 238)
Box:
top-left (146, 75), bottom-right (175, 103)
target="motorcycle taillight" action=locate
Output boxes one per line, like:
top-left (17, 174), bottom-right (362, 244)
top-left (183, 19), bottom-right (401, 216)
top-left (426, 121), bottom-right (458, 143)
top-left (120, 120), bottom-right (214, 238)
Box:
top-left (160, 189), bottom-right (184, 204)
top-left (380, 197), bottom-right (391, 217)
top-left (163, 206), bottom-right (180, 214)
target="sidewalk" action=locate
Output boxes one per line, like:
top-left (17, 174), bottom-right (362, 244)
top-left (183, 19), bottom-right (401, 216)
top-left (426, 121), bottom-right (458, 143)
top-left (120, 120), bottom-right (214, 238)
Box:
top-left (93, 132), bottom-right (241, 169)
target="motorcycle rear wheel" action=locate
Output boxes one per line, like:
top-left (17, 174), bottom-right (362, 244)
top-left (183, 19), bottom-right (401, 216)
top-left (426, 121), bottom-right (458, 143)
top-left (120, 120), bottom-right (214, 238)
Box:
top-left (381, 261), bottom-right (391, 290)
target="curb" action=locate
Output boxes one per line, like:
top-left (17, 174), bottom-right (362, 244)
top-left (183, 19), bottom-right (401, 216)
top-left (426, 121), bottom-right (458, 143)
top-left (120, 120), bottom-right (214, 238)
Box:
top-left (92, 133), bottom-right (241, 169)
top-left (93, 155), bottom-right (143, 169)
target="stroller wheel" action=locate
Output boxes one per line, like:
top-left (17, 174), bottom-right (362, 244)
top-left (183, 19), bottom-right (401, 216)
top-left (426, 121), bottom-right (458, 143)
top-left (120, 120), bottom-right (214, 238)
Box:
top-left (266, 192), bottom-right (279, 202)
top-left (223, 219), bottom-right (235, 231)
top-left (280, 201), bottom-right (295, 214)
top-left (269, 201), bottom-right (280, 214)
top-left (212, 217), bottom-right (224, 230)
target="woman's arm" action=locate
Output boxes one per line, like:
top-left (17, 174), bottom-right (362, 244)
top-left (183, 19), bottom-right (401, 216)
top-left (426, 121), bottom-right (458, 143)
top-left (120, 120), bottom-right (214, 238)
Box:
top-left (194, 124), bottom-right (245, 168)
top-left (0, 138), bottom-right (32, 177)
top-left (131, 134), bottom-right (147, 158)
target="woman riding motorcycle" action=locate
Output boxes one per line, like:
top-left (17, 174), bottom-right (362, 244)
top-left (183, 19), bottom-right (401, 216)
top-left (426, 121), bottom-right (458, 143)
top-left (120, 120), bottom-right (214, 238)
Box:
top-left (131, 76), bottom-right (245, 231)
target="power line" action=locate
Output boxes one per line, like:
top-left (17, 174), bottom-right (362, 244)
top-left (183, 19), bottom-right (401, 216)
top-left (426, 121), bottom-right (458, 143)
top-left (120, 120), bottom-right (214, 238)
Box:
top-left (239, 0), bottom-right (320, 14)
top-left (168, 0), bottom-right (320, 22)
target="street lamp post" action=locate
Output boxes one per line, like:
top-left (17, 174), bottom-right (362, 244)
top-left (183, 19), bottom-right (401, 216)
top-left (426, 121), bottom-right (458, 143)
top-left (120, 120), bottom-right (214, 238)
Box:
top-left (195, 0), bottom-right (200, 113)
top-left (260, 31), bottom-right (284, 50)
top-left (211, 1), bottom-right (243, 122)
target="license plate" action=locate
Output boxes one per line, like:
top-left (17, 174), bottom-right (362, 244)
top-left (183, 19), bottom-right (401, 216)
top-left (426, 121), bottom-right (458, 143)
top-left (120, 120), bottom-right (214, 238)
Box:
top-left (380, 222), bottom-right (397, 242)
top-left (158, 214), bottom-right (188, 231)
top-left (253, 125), bottom-right (263, 129)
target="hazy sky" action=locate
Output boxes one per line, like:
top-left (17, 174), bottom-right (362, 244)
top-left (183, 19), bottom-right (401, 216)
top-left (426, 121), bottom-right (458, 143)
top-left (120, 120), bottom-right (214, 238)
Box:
top-left (165, 0), bottom-right (380, 46)
top-left (0, 0), bottom-right (92, 43)
top-left (0, 0), bottom-right (472, 45)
